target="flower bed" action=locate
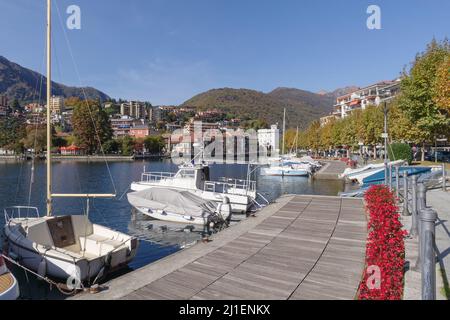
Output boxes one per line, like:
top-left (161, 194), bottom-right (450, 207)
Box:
top-left (358, 185), bottom-right (407, 300)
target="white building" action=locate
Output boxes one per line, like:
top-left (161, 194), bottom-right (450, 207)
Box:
top-left (258, 125), bottom-right (280, 156)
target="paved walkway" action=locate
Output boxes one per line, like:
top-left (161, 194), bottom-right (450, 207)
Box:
top-left (403, 189), bottom-right (450, 300)
top-left (314, 160), bottom-right (347, 180)
top-left (74, 195), bottom-right (367, 300)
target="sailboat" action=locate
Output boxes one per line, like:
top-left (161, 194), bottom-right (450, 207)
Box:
top-left (261, 110), bottom-right (312, 177)
top-left (2, 0), bottom-right (138, 285)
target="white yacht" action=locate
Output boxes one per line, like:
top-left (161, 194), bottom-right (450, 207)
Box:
top-left (2, 0), bottom-right (138, 287)
top-left (130, 164), bottom-right (259, 213)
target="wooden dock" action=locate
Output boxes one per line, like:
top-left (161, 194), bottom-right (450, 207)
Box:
top-left (73, 195), bottom-right (367, 300)
top-left (314, 160), bottom-right (348, 180)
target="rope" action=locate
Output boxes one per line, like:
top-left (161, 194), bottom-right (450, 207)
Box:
top-left (1, 253), bottom-right (80, 296)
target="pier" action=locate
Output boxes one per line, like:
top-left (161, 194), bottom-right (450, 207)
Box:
top-left (314, 160), bottom-right (347, 180)
top-left (74, 195), bottom-right (367, 300)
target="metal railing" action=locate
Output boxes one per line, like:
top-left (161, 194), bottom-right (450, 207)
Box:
top-left (204, 179), bottom-right (256, 196)
top-left (388, 163), bottom-right (448, 300)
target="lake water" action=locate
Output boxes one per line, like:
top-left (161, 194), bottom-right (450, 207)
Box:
top-left (0, 159), bottom-right (350, 299)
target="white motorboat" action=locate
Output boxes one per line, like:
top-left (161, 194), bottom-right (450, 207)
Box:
top-left (0, 255), bottom-right (19, 300)
top-left (340, 160), bottom-right (406, 184)
top-left (130, 164), bottom-right (258, 213)
top-left (128, 188), bottom-right (231, 228)
top-left (261, 162), bottom-right (311, 176)
top-left (2, 0), bottom-right (138, 286)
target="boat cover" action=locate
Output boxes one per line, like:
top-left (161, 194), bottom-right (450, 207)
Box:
top-left (127, 188), bottom-right (217, 217)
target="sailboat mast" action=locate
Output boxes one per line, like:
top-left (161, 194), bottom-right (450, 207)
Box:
top-left (46, 0), bottom-right (52, 216)
top-left (281, 108), bottom-right (286, 155)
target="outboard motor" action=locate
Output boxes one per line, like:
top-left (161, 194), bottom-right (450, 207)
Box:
top-left (217, 196), bottom-right (232, 223)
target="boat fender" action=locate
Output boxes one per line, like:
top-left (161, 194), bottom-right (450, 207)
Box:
top-left (37, 258), bottom-right (47, 279)
top-left (104, 253), bottom-right (112, 267)
top-left (217, 197), bottom-right (231, 220)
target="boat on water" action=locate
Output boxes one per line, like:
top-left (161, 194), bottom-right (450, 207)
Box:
top-left (2, 0), bottom-right (138, 286)
top-left (340, 160), bottom-right (406, 185)
top-left (130, 164), bottom-right (261, 213)
top-left (128, 188), bottom-right (231, 228)
top-left (261, 161), bottom-right (311, 176)
top-left (362, 166), bottom-right (432, 186)
top-left (0, 255), bottom-right (19, 300)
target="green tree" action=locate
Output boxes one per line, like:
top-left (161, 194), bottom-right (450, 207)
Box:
top-left (102, 139), bottom-right (119, 154)
top-left (144, 135), bottom-right (165, 154)
top-left (398, 39), bottom-right (450, 159)
top-left (119, 136), bottom-right (134, 156)
top-left (71, 100), bottom-right (113, 154)
top-left (0, 115), bottom-right (26, 153)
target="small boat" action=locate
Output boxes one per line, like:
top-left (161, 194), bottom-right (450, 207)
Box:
top-left (261, 161), bottom-right (311, 176)
top-left (0, 255), bottom-right (19, 300)
top-left (130, 164), bottom-right (258, 213)
top-left (341, 160), bottom-right (406, 185)
top-left (127, 188), bottom-right (231, 228)
top-left (362, 166), bottom-right (432, 186)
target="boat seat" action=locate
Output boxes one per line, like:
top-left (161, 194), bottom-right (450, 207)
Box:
top-left (79, 234), bottom-right (124, 257)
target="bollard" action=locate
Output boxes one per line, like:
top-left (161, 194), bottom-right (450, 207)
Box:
top-left (413, 183), bottom-right (427, 271)
top-left (403, 172), bottom-right (410, 216)
top-left (395, 166), bottom-right (400, 198)
top-left (443, 163), bottom-right (447, 192)
top-left (420, 208), bottom-right (437, 300)
top-left (409, 175), bottom-right (419, 238)
top-left (389, 164), bottom-right (393, 189)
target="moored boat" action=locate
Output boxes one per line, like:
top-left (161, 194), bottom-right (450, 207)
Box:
top-left (0, 255), bottom-right (19, 300)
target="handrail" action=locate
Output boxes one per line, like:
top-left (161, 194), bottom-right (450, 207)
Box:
top-left (4, 206), bottom-right (40, 222)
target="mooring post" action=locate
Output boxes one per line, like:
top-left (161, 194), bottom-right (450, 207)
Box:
top-left (443, 163), bottom-right (447, 192)
top-left (403, 172), bottom-right (410, 216)
top-left (413, 183), bottom-right (427, 271)
top-left (395, 166), bottom-right (400, 198)
top-left (410, 175), bottom-right (419, 238)
top-left (420, 208), bottom-right (437, 300)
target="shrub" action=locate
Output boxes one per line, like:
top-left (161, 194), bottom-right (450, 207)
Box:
top-left (388, 143), bottom-right (412, 164)
top-left (358, 185), bottom-right (407, 300)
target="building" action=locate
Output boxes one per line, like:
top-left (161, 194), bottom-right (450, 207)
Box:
top-left (24, 103), bottom-right (44, 113)
top-left (120, 101), bottom-right (146, 119)
top-left (319, 115), bottom-right (336, 127)
top-left (48, 96), bottom-right (65, 114)
top-left (111, 116), bottom-right (134, 137)
top-left (257, 125), bottom-right (280, 155)
top-left (0, 95), bottom-right (9, 116)
top-left (130, 124), bottom-right (150, 138)
top-left (332, 80), bottom-right (401, 119)
top-left (60, 144), bottom-right (84, 156)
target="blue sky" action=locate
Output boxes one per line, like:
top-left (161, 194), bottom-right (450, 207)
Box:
top-left (0, 0), bottom-right (449, 104)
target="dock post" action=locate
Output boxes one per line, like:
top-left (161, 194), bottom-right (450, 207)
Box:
top-left (410, 175), bottom-right (419, 238)
top-left (413, 183), bottom-right (427, 271)
top-left (420, 208), bottom-right (437, 300)
top-left (403, 172), bottom-right (410, 216)
top-left (395, 166), bottom-right (400, 198)
top-left (443, 163), bottom-right (447, 192)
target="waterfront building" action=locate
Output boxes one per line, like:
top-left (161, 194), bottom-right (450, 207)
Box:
top-left (130, 124), bottom-right (150, 138)
top-left (60, 144), bottom-right (84, 156)
top-left (258, 125), bottom-right (280, 155)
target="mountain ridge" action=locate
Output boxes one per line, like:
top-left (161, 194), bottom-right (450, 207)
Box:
top-left (0, 55), bottom-right (110, 103)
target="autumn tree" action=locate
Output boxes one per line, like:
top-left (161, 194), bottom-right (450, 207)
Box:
top-left (398, 39), bottom-right (450, 159)
top-left (71, 100), bottom-right (113, 154)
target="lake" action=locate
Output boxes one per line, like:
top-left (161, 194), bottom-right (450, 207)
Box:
top-left (0, 159), bottom-right (350, 299)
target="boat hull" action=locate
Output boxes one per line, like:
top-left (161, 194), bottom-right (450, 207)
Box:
top-left (261, 167), bottom-right (310, 177)
top-left (0, 271), bottom-right (19, 300)
top-left (130, 182), bottom-right (251, 213)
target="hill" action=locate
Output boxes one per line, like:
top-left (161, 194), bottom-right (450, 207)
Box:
top-left (182, 87), bottom-right (336, 129)
top-left (0, 55), bottom-right (110, 103)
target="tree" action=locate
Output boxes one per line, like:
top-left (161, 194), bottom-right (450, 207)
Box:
top-left (71, 100), bottom-right (113, 154)
top-left (398, 39), bottom-right (450, 159)
top-left (102, 139), bottom-right (119, 154)
top-left (144, 135), bottom-right (165, 154)
top-left (433, 56), bottom-right (450, 114)
top-left (0, 115), bottom-right (26, 153)
top-left (119, 136), bottom-right (134, 156)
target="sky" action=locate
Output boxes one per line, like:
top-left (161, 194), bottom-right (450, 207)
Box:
top-left (0, 0), bottom-right (449, 105)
